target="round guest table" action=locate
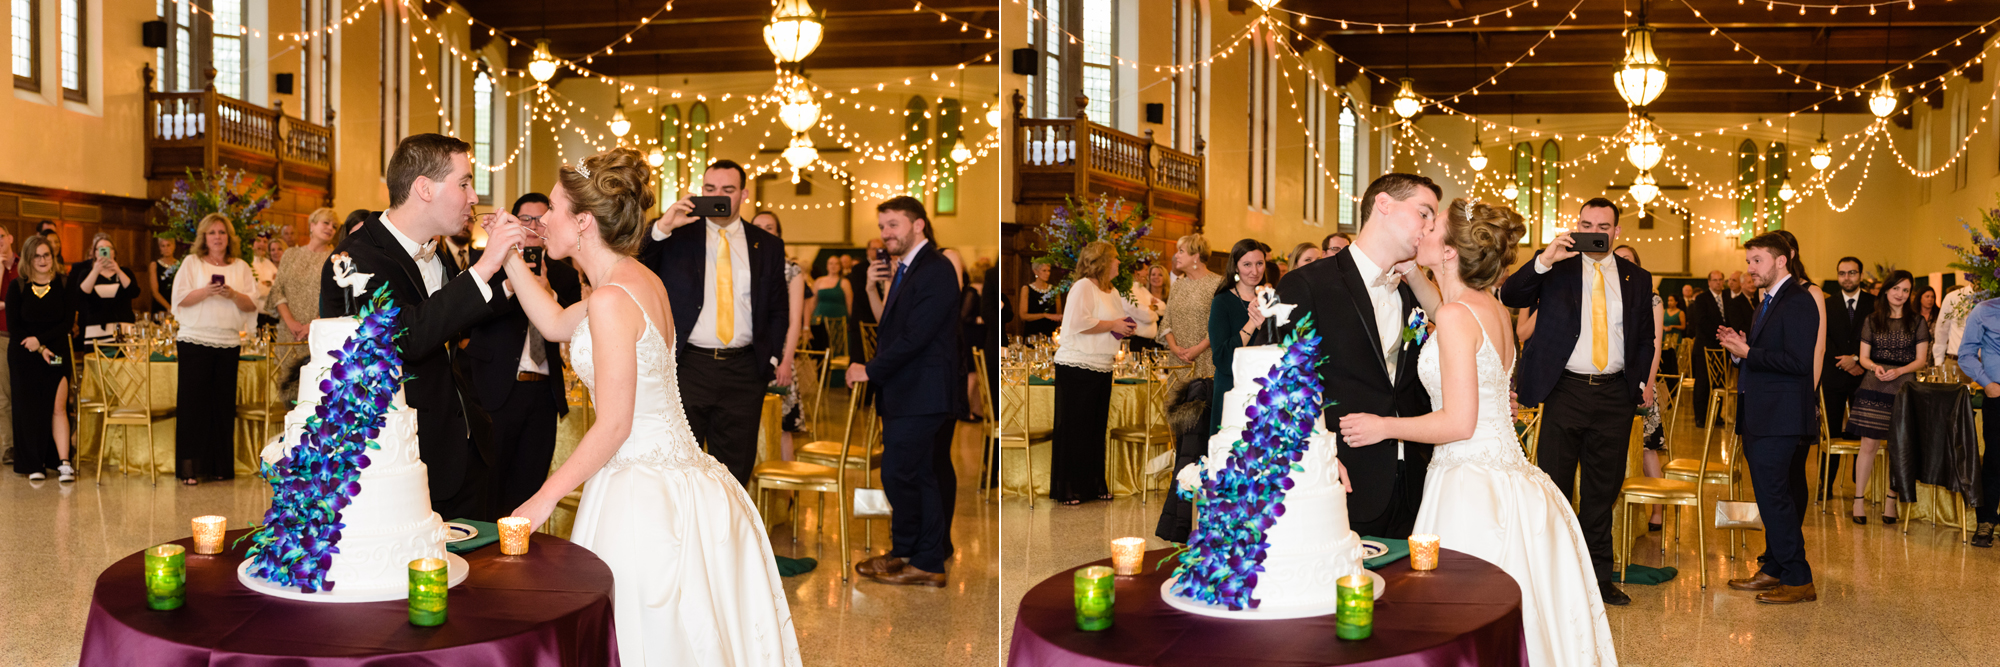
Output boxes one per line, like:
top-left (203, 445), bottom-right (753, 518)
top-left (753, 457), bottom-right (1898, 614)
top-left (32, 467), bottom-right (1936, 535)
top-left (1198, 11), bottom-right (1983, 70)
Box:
top-left (80, 529), bottom-right (619, 666)
top-left (1008, 548), bottom-right (1527, 667)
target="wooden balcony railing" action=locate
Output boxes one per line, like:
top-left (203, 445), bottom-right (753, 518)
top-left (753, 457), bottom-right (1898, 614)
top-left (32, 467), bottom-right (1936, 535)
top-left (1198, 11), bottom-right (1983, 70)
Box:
top-left (141, 64), bottom-right (335, 205)
top-left (1009, 91), bottom-right (1204, 259)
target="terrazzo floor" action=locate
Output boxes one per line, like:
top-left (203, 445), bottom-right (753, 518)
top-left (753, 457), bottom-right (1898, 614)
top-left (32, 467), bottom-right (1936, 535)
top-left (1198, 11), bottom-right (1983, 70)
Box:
top-left (0, 388), bottom-right (1000, 667)
top-left (999, 401), bottom-right (2000, 666)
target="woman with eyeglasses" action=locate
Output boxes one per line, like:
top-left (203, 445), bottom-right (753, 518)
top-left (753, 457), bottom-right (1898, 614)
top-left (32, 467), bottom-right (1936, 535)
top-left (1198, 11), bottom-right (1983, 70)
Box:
top-left (9, 235), bottom-right (75, 482)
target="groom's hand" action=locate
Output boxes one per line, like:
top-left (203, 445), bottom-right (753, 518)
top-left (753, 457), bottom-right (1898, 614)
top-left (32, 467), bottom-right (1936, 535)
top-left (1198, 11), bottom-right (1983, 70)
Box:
top-left (475, 217), bottom-right (528, 280)
top-left (1337, 413), bottom-right (1388, 447)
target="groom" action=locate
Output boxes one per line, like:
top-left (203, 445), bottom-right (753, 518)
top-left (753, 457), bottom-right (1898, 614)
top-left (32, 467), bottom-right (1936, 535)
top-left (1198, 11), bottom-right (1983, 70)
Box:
top-left (1277, 173), bottom-right (1438, 539)
top-left (321, 133), bottom-right (528, 523)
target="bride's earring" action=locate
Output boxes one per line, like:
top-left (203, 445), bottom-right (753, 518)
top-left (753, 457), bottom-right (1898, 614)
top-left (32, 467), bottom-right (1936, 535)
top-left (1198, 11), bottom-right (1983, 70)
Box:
top-left (574, 218), bottom-right (586, 254)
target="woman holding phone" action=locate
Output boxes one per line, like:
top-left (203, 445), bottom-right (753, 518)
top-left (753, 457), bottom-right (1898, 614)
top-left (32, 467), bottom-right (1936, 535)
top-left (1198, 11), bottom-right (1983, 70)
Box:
top-left (170, 214), bottom-right (258, 485)
top-left (71, 233), bottom-right (141, 350)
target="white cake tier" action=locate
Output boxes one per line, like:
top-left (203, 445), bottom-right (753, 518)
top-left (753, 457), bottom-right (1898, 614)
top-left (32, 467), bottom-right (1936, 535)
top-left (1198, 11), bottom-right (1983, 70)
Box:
top-left (1219, 345), bottom-right (1287, 430)
top-left (296, 317), bottom-right (409, 408)
top-left (264, 409), bottom-right (422, 476)
top-left (319, 511), bottom-right (450, 594)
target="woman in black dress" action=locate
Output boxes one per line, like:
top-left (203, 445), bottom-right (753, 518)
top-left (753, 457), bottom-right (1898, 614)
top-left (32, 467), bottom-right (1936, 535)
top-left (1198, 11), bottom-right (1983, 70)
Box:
top-left (1849, 270), bottom-right (1928, 525)
top-left (149, 236), bottom-right (180, 315)
top-left (1018, 261), bottom-right (1062, 339)
top-left (71, 233), bottom-right (141, 349)
top-left (10, 235), bottom-right (75, 482)
top-left (1206, 239), bottom-right (1274, 434)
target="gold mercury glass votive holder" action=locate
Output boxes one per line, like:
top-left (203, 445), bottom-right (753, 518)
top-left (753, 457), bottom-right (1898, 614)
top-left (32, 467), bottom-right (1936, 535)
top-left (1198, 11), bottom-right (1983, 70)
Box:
top-left (1074, 565), bottom-right (1115, 631)
top-left (498, 517), bottom-right (532, 555)
top-left (144, 544), bottom-right (187, 611)
top-left (1409, 534), bottom-right (1441, 571)
top-left (1335, 573), bottom-right (1374, 640)
top-left (1109, 537), bottom-right (1146, 576)
top-left (190, 516), bottom-right (226, 555)
top-left (408, 558), bottom-right (448, 626)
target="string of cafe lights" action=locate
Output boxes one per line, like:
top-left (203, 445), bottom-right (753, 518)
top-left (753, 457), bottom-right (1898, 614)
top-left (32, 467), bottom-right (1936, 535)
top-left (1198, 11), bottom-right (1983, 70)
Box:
top-left (1683, 5), bottom-right (2000, 96)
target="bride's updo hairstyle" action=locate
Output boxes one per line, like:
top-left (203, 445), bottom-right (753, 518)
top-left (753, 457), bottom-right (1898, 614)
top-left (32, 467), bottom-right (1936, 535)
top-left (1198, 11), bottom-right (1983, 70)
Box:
top-left (1443, 198), bottom-right (1527, 290)
top-left (556, 147), bottom-right (656, 255)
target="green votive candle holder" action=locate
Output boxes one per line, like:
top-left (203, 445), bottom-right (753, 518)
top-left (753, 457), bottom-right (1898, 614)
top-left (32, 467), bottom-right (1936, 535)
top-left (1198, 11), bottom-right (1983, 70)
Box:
top-left (144, 544), bottom-right (187, 611)
top-left (408, 558), bottom-right (448, 626)
top-left (1336, 573), bottom-right (1374, 640)
top-left (1074, 565), bottom-right (1115, 631)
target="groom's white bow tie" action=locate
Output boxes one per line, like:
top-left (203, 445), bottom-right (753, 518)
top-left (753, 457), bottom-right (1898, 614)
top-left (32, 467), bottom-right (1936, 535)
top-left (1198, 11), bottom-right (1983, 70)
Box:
top-left (413, 240), bottom-right (438, 262)
top-left (1372, 270), bottom-right (1402, 289)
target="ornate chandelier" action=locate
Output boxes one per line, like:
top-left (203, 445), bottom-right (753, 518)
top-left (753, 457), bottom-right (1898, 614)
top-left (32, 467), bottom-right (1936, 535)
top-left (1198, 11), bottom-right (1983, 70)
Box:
top-left (778, 79), bottom-right (821, 133)
top-left (783, 132), bottom-right (819, 171)
top-left (647, 148), bottom-right (665, 167)
top-left (1629, 171), bottom-right (1660, 206)
top-left (1811, 136), bottom-right (1832, 170)
top-left (1626, 119), bottom-right (1662, 171)
top-left (1614, 25), bottom-right (1669, 108)
top-left (764, 0), bottom-right (824, 64)
top-left (1869, 77), bottom-right (1898, 119)
top-left (528, 40), bottom-right (560, 83)
top-left (609, 104), bottom-right (631, 138)
top-left (950, 139), bottom-right (972, 164)
top-left (1467, 138), bottom-right (1487, 172)
top-left (1778, 178), bottom-right (1795, 202)
top-left (1501, 176), bottom-right (1519, 202)
top-left (1392, 78), bottom-right (1423, 119)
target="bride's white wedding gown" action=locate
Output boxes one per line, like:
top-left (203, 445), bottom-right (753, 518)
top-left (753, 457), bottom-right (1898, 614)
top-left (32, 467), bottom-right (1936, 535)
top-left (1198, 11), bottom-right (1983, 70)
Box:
top-left (566, 285), bottom-right (803, 667)
top-left (1411, 305), bottom-right (1617, 666)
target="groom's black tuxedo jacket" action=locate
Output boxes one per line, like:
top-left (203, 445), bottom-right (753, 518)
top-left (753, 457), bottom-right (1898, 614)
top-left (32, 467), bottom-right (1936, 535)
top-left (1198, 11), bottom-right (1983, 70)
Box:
top-left (320, 215), bottom-right (505, 506)
top-left (1276, 250), bottom-right (1432, 523)
top-left (1500, 250), bottom-right (1654, 408)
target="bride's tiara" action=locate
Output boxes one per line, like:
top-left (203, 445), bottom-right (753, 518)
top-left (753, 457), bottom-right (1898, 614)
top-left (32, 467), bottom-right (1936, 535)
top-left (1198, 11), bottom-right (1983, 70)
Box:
top-left (574, 161), bottom-right (592, 179)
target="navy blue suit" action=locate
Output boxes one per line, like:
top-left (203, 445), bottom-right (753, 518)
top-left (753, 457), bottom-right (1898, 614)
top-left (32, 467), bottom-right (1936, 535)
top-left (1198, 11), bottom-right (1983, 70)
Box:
top-left (1736, 275), bottom-right (1821, 587)
top-left (868, 241), bottom-right (965, 574)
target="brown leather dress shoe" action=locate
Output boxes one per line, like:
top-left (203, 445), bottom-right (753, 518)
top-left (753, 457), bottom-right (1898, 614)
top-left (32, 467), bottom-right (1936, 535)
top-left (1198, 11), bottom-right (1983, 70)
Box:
top-left (1756, 583), bottom-right (1818, 604)
top-left (1727, 572), bottom-right (1782, 591)
top-left (868, 567), bottom-right (947, 588)
top-left (856, 554), bottom-right (906, 577)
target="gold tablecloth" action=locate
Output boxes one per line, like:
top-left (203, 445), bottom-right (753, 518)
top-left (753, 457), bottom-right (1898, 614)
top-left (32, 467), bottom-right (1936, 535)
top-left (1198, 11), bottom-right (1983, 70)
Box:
top-left (74, 355), bottom-right (272, 478)
top-left (999, 381), bottom-right (1171, 498)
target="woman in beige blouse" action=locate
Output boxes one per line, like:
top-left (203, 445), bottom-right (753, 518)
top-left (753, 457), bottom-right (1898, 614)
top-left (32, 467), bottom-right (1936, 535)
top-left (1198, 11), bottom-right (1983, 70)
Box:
top-left (267, 208), bottom-right (338, 398)
top-left (1161, 234), bottom-right (1221, 378)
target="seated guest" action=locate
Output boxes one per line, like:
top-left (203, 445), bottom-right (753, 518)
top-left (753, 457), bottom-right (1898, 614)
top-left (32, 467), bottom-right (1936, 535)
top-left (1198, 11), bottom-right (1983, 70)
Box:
top-left (10, 235), bottom-right (74, 482)
top-left (1207, 239), bottom-right (1273, 434)
top-left (170, 214), bottom-right (259, 485)
top-left (1051, 241), bottom-right (1133, 506)
top-left (463, 193), bottom-right (583, 513)
top-left (69, 233), bottom-right (141, 350)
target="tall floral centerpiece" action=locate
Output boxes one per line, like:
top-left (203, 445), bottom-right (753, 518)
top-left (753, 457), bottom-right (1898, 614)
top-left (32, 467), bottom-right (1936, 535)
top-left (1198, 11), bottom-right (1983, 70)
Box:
top-left (1030, 195), bottom-right (1160, 301)
top-left (151, 167), bottom-right (282, 264)
top-left (1944, 195), bottom-right (2000, 321)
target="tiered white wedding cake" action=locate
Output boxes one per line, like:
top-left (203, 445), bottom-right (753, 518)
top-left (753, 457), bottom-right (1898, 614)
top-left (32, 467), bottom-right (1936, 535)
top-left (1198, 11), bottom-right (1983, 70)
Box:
top-left (1165, 340), bottom-right (1374, 619)
top-left (238, 315), bottom-right (459, 602)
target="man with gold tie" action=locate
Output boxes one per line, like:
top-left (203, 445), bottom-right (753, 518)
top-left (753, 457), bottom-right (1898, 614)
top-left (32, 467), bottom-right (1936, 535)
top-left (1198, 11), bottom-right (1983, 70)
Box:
top-left (1500, 197), bottom-right (1659, 608)
top-left (641, 159), bottom-right (791, 485)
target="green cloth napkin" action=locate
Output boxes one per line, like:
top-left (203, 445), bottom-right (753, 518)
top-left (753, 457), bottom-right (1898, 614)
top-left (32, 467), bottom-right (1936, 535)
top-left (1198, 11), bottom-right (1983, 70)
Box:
top-left (150, 352), bottom-right (175, 362)
top-left (775, 555), bottom-right (818, 577)
top-left (1360, 536), bottom-right (1409, 570)
top-left (1614, 564), bottom-right (1678, 585)
top-left (1028, 375), bottom-right (1053, 386)
top-left (240, 354), bottom-right (267, 361)
top-left (443, 519), bottom-right (499, 554)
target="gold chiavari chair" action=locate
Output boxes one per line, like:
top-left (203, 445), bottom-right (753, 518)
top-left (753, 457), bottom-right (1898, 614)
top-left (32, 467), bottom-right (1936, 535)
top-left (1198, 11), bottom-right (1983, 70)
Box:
top-left (998, 360), bottom-right (1052, 508)
top-left (1616, 415), bottom-right (1711, 588)
top-left (817, 316), bottom-right (850, 374)
top-left (91, 341), bottom-right (174, 485)
top-left (1516, 406), bottom-right (1543, 462)
top-left (860, 322), bottom-right (879, 361)
top-left (235, 340), bottom-right (309, 468)
top-left (794, 348), bottom-right (832, 440)
top-left (749, 384), bottom-right (864, 579)
top-left (72, 333), bottom-right (111, 462)
top-left (1107, 362), bottom-right (1187, 506)
top-left (1818, 395), bottom-right (1866, 513)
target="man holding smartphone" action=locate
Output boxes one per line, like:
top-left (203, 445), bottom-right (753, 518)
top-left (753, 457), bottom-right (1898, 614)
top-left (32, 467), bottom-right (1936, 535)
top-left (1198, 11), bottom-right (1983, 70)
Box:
top-left (640, 159), bottom-right (790, 486)
top-left (1500, 196), bottom-right (1658, 607)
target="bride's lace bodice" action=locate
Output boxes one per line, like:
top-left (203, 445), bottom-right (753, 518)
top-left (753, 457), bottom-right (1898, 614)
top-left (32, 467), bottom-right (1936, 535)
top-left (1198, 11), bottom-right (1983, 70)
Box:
top-left (1416, 305), bottom-right (1538, 471)
top-left (570, 286), bottom-right (714, 469)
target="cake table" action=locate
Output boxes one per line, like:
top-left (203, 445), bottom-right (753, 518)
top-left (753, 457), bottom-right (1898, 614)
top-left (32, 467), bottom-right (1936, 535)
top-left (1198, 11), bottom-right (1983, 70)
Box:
top-left (80, 529), bottom-right (619, 666)
top-left (1008, 548), bottom-right (1527, 667)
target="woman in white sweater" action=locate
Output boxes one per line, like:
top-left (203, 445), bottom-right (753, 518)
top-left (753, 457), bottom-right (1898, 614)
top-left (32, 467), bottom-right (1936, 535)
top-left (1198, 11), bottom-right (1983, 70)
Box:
top-left (1049, 241), bottom-right (1134, 505)
top-left (169, 214), bottom-right (258, 485)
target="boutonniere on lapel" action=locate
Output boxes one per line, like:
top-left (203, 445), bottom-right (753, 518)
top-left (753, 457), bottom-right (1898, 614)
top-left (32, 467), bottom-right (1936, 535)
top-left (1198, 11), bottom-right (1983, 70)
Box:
top-left (1401, 309), bottom-right (1431, 347)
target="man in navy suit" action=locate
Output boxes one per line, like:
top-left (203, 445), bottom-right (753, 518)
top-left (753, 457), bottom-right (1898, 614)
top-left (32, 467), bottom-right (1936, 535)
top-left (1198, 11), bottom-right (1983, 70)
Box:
top-left (1720, 232), bottom-right (1821, 604)
top-left (847, 196), bottom-right (965, 588)
top-left (638, 159), bottom-right (790, 485)
top-left (1500, 196), bottom-right (1657, 607)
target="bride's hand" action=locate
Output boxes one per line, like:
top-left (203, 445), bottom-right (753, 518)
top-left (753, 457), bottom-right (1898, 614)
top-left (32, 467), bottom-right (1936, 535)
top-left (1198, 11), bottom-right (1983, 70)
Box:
top-left (510, 495), bottom-right (558, 532)
top-left (1338, 413), bottom-right (1389, 447)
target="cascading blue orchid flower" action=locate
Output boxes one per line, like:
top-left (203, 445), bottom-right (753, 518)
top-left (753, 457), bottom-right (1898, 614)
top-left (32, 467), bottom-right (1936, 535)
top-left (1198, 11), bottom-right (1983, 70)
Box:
top-left (1171, 315), bottom-right (1323, 611)
top-left (240, 285), bottom-right (404, 593)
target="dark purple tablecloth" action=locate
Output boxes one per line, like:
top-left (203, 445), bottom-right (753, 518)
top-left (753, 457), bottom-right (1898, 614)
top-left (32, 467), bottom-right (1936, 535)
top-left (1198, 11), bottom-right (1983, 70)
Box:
top-left (81, 529), bottom-right (619, 666)
top-left (1008, 548), bottom-right (1527, 667)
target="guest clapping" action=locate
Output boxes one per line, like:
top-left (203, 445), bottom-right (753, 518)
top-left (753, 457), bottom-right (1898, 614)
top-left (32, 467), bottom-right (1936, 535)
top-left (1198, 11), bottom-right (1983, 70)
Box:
top-left (70, 233), bottom-right (141, 347)
top-left (170, 214), bottom-right (259, 485)
top-left (1049, 241), bottom-right (1131, 506)
top-left (10, 235), bottom-right (74, 482)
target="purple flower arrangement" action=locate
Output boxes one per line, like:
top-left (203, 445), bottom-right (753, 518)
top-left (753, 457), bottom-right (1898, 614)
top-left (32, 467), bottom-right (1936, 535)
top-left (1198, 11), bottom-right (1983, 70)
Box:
top-left (1170, 315), bottom-right (1323, 611)
top-left (150, 167), bottom-right (282, 258)
top-left (1945, 195), bottom-right (2000, 305)
top-left (239, 285), bottom-right (403, 593)
top-left (1031, 194), bottom-right (1160, 302)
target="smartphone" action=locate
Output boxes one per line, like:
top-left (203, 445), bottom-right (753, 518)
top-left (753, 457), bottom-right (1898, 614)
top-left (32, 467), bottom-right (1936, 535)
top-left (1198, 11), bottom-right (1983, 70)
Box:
top-left (522, 247), bottom-right (545, 274)
top-left (687, 195), bottom-right (733, 219)
top-left (210, 274), bottom-right (226, 285)
top-left (1571, 232), bottom-right (1611, 254)
top-left (875, 248), bottom-right (891, 264)
top-left (97, 247), bottom-right (111, 258)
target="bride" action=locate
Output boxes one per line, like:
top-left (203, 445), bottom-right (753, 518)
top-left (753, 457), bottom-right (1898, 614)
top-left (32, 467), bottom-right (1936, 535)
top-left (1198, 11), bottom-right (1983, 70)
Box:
top-left (497, 147), bottom-right (803, 667)
top-left (1339, 199), bottom-right (1617, 666)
